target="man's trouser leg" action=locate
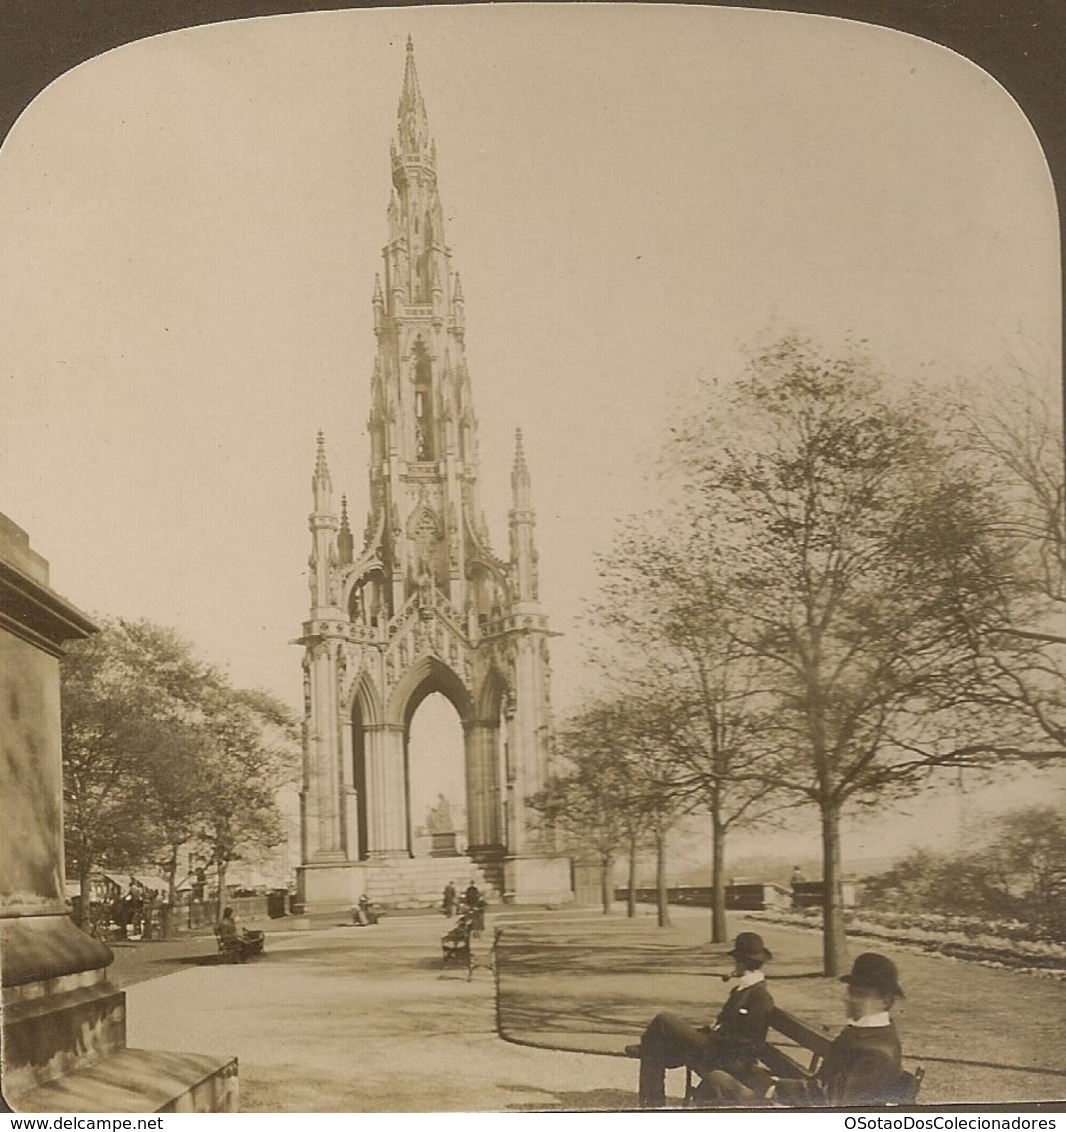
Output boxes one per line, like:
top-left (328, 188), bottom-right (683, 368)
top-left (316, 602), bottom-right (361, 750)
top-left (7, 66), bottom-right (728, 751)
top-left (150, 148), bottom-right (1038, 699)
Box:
top-left (692, 1069), bottom-right (769, 1108)
top-left (637, 1012), bottom-right (717, 1108)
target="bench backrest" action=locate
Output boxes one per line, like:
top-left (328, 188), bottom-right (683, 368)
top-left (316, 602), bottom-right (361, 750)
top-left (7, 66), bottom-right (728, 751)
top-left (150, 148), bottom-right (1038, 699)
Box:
top-left (765, 1007), bottom-right (833, 1075)
top-left (765, 1009), bottom-right (923, 1105)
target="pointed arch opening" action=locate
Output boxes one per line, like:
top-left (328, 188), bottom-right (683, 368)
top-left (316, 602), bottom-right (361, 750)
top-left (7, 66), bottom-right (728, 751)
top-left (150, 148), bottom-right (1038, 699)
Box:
top-left (387, 656), bottom-right (473, 858)
top-left (407, 692), bottom-right (466, 858)
top-left (349, 672), bottom-right (383, 861)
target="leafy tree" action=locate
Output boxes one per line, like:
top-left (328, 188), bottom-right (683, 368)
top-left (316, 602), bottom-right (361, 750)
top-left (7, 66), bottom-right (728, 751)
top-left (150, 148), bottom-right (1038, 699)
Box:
top-left (61, 618), bottom-right (299, 932)
top-left (140, 724), bottom-right (216, 933)
top-left (60, 619), bottom-right (213, 928)
top-left (863, 805), bottom-right (1066, 942)
top-left (671, 335), bottom-right (1008, 974)
top-left (986, 806), bottom-right (1066, 940)
top-left (860, 848), bottom-right (1002, 917)
top-left (198, 685), bottom-right (297, 920)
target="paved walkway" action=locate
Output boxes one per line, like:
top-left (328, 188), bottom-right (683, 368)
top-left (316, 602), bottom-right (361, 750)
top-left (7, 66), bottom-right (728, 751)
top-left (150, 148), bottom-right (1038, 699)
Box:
top-left (119, 905), bottom-right (1066, 1112)
top-left (124, 910), bottom-right (640, 1112)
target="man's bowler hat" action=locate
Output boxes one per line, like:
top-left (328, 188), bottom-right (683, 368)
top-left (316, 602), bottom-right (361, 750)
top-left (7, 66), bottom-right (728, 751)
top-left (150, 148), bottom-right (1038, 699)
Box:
top-left (728, 931), bottom-right (773, 963)
top-left (840, 952), bottom-right (904, 998)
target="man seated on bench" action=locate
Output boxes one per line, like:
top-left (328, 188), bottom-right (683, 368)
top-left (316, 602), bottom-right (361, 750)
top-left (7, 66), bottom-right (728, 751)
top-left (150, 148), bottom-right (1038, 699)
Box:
top-left (624, 931), bottom-right (774, 1109)
top-left (699, 951), bottom-right (904, 1108)
top-left (217, 906), bottom-right (265, 961)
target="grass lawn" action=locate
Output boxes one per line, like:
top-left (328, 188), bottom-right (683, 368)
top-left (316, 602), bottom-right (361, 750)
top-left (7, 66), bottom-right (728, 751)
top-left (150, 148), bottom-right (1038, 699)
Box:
top-left (493, 908), bottom-right (1066, 1107)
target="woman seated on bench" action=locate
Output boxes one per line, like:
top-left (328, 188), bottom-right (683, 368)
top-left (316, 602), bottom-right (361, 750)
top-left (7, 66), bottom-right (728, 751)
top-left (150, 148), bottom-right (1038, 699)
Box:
top-left (217, 906), bottom-right (265, 961)
top-left (698, 952), bottom-right (904, 1108)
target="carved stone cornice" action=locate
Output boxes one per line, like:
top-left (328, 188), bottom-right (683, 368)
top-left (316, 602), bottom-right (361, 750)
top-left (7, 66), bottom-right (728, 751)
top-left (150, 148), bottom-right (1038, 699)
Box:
top-left (0, 559), bottom-right (96, 658)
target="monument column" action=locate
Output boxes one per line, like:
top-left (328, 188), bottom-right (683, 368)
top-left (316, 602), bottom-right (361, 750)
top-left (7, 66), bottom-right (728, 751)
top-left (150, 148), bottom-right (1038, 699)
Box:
top-left (463, 719), bottom-right (502, 854)
top-left (363, 722), bottom-right (408, 858)
top-left (0, 513), bottom-right (237, 1111)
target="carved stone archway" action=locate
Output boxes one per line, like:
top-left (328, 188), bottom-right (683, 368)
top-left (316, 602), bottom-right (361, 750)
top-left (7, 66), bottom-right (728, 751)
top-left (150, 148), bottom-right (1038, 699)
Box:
top-left (295, 43), bottom-right (569, 912)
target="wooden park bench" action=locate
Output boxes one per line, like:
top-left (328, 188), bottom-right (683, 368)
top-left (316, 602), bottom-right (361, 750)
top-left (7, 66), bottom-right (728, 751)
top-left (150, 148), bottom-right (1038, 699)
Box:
top-left (440, 915), bottom-right (494, 980)
top-left (213, 925), bottom-right (265, 964)
top-left (684, 1006), bottom-right (924, 1107)
top-left (214, 925), bottom-right (245, 963)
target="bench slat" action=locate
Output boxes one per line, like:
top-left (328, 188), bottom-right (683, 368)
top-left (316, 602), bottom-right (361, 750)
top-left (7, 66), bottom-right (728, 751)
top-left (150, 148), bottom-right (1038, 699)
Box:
top-left (760, 1045), bottom-right (816, 1080)
top-left (767, 1007), bottom-right (833, 1059)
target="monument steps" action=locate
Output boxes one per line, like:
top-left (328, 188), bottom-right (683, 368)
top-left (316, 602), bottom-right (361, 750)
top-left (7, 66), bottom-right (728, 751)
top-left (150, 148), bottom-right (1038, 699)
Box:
top-left (362, 856), bottom-right (500, 909)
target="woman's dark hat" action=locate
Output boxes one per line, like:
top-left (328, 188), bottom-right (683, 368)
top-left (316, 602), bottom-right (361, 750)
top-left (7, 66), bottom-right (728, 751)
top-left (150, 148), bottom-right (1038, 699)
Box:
top-left (728, 931), bottom-right (772, 963)
top-left (840, 952), bottom-right (904, 998)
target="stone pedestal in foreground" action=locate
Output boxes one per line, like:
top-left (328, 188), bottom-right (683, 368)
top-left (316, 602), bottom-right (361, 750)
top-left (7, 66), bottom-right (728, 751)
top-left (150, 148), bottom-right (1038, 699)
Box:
top-left (0, 514), bottom-right (237, 1112)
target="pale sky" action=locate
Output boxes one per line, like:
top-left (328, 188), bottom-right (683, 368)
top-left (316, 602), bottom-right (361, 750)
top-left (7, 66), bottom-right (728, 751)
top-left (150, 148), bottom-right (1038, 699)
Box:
top-left (1, 2), bottom-right (1059, 782)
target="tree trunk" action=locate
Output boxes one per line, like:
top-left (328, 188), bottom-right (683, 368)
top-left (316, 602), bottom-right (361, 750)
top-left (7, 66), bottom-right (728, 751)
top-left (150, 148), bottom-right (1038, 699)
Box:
top-left (216, 859), bottom-right (227, 923)
top-left (710, 813), bottom-right (728, 943)
top-left (599, 854), bottom-right (614, 914)
top-left (821, 800), bottom-right (849, 976)
top-left (77, 857), bottom-right (93, 932)
top-left (627, 832), bottom-right (638, 918)
top-left (655, 830), bottom-right (670, 928)
top-left (164, 849), bottom-right (179, 940)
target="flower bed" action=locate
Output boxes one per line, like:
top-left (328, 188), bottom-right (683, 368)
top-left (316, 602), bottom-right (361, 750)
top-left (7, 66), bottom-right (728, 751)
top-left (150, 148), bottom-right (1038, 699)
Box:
top-left (748, 907), bottom-right (1066, 976)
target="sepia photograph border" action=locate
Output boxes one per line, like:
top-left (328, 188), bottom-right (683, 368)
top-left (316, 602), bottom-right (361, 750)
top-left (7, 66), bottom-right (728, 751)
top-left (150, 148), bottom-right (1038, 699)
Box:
top-left (0, 0), bottom-right (1063, 1118)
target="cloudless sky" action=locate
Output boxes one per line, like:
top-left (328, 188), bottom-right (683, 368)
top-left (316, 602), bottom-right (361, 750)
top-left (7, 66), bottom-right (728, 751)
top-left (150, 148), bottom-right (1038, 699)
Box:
top-left (0, 5), bottom-right (1060, 848)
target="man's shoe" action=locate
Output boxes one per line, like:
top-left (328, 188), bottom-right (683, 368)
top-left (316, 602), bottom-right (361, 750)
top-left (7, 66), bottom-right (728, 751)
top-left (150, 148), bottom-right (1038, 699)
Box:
top-left (624, 1044), bottom-right (643, 1058)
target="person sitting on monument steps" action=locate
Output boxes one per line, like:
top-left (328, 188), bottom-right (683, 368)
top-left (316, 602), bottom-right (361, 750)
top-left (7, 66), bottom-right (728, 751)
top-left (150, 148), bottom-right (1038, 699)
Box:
top-left (624, 931), bottom-right (774, 1109)
top-left (217, 906), bottom-right (265, 961)
top-left (354, 893), bottom-right (379, 926)
top-left (695, 951), bottom-right (905, 1108)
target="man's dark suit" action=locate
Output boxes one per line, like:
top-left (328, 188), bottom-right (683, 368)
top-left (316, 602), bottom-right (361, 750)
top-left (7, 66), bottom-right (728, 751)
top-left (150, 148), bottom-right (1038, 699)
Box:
top-left (636, 980), bottom-right (774, 1108)
top-left (776, 1021), bottom-right (902, 1107)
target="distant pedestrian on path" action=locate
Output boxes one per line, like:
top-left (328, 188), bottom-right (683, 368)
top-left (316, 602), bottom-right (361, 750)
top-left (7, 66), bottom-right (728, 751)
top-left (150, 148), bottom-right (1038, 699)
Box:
top-left (462, 881), bottom-right (485, 934)
top-left (443, 880), bottom-right (457, 917)
top-left (624, 931), bottom-right (775, 1109)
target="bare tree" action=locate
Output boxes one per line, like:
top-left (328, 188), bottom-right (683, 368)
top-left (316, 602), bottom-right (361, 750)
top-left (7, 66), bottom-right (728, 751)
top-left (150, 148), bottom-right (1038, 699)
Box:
top-left (953, 377), bottom-right (1065, 755)
top-left (589, 516), bottom-right (788, 941)
top-left (671, 335), bottom-right (1010, 974)
top-left (594, 688), bottom-right (696, 928)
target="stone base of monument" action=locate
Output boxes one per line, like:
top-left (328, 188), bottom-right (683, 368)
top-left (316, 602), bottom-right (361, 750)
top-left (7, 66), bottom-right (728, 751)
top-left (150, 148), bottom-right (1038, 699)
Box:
top-left (0, 517), bottom-right (239, 1114)
top-left (3, 918), bottom-right (238, 1114)
top-left (10, 1048), bottom-right (238, 1114)
top-left (502, 855), bottom-right (574, 906)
